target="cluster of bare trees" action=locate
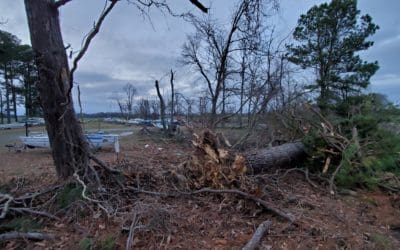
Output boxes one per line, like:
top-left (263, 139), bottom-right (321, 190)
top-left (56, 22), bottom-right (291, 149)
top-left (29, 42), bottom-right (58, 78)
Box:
top-left (23, 0), bottom-right (307, 179)
top-left (113, 82), bottom-right (161, 120)
top-left (181, 0), bottom-right (302, 130)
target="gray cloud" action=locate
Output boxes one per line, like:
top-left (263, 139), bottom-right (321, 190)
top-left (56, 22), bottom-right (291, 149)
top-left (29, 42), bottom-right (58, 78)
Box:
top-left (1, 0), bottom-right (399, 113)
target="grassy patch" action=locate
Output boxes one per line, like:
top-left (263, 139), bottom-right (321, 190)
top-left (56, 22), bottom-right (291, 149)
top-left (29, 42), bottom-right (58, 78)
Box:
top-left (370, 233), bottom-right (392, 250)
top-left (99, 235), bottom-right (117, 250)
top-left (0, 216), bottom-right (41, 233)
top-left (79, 237), bottom-right (93, 250)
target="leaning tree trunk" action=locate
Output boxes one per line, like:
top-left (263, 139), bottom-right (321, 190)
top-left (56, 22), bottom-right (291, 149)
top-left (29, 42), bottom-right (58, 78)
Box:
top-left (24, 0), bottom-right (90, 179)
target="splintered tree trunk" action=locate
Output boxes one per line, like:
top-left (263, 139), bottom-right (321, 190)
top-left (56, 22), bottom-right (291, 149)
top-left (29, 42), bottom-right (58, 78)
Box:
top-left (245, 142), bottom-right (306, 173)
top-left (25, 0), bottom-right (90, 179)
top-left (190, 130), bottom-right (306, 180)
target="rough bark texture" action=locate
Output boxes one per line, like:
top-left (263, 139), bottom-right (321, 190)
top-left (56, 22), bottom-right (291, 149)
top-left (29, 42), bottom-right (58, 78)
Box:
top-left (4, 65), bottom-right (11, 123)
top-left (24, 0), bottom-right (90, 179)
top-left (11, 78), bottom-right (18, 122)
top-left (0, 89), bottom-right (3, 124)
top-left (245, 142), bottom-right (306, 173)
top-left (155, 80), bottom-right (167, 131)
top-left (169, 70), bottom-right (175, 133)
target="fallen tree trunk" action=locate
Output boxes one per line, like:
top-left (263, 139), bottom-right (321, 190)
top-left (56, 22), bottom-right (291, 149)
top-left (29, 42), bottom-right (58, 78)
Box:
top-left (183, 130), bottom-right (306, 189)
top-left (245, 142), bottom-right (306, 173)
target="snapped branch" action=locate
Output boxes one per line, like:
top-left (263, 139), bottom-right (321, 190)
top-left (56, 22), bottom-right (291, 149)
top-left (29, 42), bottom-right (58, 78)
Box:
top-left (53, 0), bottom-right (73, 9)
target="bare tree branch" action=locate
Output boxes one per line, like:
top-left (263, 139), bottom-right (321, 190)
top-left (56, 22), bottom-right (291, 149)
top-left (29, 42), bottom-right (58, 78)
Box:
top-left (242, 220), bottom-right (272, 250)
top-left (53, 0), bottom-right (73, 9)
top-left (0, 232), bottom-right (54, 241)
top-left (189, 0), bottom-right (208, 13)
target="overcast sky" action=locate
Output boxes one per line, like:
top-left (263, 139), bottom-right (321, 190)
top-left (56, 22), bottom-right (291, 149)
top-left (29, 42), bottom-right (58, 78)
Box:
top-left (1, 0), bottom-right (399, 113)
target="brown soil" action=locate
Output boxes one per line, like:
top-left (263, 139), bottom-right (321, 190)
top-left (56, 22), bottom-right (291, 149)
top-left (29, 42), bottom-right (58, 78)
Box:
top-left (1, 131), bottom-right (400, 249)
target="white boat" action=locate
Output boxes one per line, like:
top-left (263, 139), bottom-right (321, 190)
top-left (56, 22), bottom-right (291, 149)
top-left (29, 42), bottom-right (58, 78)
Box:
top-left (0, 123), bottom-right (26, 130)
top-left (19, 133), bottom-right (50, 148)
top-left (86, 133), bottom-right (119, 148)
top-left (19, 132), bottom-right (120, 150)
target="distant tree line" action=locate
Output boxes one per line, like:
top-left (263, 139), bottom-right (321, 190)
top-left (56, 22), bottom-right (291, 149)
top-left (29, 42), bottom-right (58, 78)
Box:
top-left (0, 29), bottom-right (41, 124)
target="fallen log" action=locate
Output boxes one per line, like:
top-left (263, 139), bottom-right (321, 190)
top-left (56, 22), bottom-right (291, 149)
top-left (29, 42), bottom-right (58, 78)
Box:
top-left (0, 232), bottom-right (54, 241)
top-left (244, 142), bottom-right (306, 173)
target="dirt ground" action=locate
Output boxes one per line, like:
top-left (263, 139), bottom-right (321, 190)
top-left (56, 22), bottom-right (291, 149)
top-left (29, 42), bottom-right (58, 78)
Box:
top-left (1, 125), bottom-right (400, 249)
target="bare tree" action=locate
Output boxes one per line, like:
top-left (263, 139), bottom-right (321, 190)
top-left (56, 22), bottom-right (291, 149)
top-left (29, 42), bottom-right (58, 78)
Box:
top-left (149, 99), bottom-right (159, 119)
top-left (0, 89), bottom-right (3, 124)
top-left (182, 0), bottom-right (277, 128)
top-left (24, 0), bottom-right (118, 179)
top-left (137, 98), bottom-right (151, 120)
top-left (155, 80), bottom-right (167, 130)
top-left (169, 70), bottom-right (175, 133)
top-left (121, 83), bottom-right (137, 120)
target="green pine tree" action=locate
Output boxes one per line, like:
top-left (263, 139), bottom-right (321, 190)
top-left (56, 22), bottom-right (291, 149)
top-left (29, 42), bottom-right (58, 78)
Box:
top-left (287, 0), bottom-right (379, 111)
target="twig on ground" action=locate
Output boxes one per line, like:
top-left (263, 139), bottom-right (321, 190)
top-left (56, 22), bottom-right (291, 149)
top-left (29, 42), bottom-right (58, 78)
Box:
top-left (0, 231), bottom-right (54, 241)
top-left (329, 162), bottom-right (343, 195)
top-left (128, 187), bottom-right (296, 224)
top-left (74, 172), bottom-right (111, 217)
top-left (0, 193), bottom-right (13, 219)
top-left (89, 153), bottom-right (121, 174)
top-left (242, 220), bottom-right (272, 250)
top-left (188, 188), bottom-right (297, 224)
top-left (125, 212), bottom-right (140, 250)
top-left (9, 207), bottom-right (60, 221)
top-left (377, 183), bottom-right (400, 193)
top-left (127, 186), bottom-right (172, 197)
top-left (15, 185), bottom-right (62, 202)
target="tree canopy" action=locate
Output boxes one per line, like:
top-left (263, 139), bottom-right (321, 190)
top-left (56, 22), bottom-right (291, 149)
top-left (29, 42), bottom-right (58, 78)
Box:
top-left (0, 29), bottom-right (41, 123)
top-left (288, 0), bottom-right (379, 110)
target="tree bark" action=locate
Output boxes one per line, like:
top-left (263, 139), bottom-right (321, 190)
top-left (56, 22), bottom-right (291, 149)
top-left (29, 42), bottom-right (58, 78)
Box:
top-left (24, 0), bottom-right (90, 179)
top-left (11, 78), bottom-right (18, 122)
top-left (245, 142), bottom-right (306, 173)
top-left (4, 65), bottom-right (11, 124)
top-left (169, 70), bottom-right (175, 133)
top-left (0, 89), bottom-right (3, 124)
top-left (155, 80), bottom-right (167, 131)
